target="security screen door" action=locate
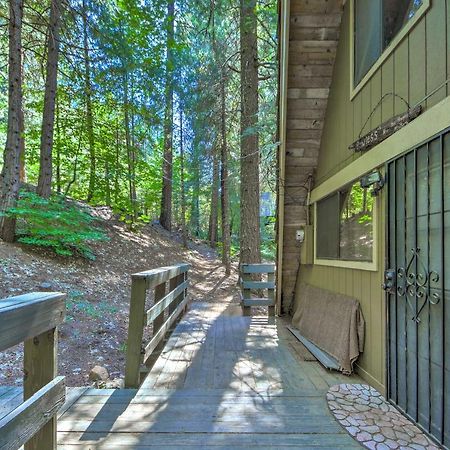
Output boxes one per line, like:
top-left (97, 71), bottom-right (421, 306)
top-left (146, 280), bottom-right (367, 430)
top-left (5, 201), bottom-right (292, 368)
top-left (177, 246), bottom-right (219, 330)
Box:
top-left (386, 128), bottom-right (449, 448)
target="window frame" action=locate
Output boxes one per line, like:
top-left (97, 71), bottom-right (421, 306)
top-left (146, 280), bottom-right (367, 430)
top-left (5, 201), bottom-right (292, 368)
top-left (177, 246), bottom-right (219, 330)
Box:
top-left (313, 184), bottom-right (379, 271)
top-left (350, 0), bottom-right (430, 99)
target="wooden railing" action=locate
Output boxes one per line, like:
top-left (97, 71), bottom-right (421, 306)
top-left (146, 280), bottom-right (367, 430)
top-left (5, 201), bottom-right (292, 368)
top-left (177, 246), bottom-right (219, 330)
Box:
top-left (125, 263), bottom-right (190, 388)
top-left (240, 263), bottom-right (276, 316)
top-left (0, 292), bottom-right (66, 450)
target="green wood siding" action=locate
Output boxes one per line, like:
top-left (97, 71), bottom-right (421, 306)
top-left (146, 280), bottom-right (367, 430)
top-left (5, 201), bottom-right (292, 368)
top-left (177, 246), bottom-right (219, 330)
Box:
top-left (316, 0), bottom-right (450, 184)
top-left (294, 0), bottom-right (449, 394)
top-left (299, 193), bottom-right (386, 393)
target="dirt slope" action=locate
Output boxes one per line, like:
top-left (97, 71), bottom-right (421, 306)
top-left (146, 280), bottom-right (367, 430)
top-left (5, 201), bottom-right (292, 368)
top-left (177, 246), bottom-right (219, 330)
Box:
top-left (0, 207), bottom-right (239, 386)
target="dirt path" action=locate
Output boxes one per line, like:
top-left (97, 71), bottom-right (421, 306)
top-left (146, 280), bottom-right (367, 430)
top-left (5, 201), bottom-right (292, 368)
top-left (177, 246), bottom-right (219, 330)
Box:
top-left (0, 211), bottom-right (240, 387)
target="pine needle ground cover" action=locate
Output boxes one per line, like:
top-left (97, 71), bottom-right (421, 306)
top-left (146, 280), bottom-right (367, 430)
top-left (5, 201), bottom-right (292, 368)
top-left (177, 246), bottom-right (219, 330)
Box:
top-left (5, 191), bottom-right (107, 259)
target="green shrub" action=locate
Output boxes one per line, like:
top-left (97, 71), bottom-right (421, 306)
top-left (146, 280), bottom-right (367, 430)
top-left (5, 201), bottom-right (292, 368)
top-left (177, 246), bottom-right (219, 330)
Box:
top-left (5, 191), bottom-right (107, 259)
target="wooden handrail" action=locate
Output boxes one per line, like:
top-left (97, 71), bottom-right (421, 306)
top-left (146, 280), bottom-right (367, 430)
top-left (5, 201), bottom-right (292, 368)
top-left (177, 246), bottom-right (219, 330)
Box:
top-left (132, 263), bottom-right (190, 287)
top-left (125, 263), bottom-right (191, 388)
top-left (0, 292), bottom-right (66, 450)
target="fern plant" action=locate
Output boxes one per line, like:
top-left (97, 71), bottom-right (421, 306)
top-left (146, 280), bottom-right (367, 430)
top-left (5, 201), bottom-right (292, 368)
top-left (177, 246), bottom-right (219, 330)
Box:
top-left (5, 191), bottom-right (107, 259)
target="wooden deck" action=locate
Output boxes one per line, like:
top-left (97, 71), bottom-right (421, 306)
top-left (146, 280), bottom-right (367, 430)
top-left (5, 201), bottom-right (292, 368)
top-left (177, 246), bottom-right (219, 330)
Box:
top-left (2, 301), bottom-right (364, 448)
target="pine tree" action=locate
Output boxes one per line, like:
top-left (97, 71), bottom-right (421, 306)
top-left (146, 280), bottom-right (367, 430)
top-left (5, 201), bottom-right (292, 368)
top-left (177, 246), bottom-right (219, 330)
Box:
top-left (0, 0), bottom-right (24, 242)
top-left (239, 0), bottom-right (261, 265)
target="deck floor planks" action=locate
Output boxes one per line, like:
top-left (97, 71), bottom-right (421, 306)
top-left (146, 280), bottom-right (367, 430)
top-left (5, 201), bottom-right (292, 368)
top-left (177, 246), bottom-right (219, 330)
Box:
top-left (57, 301), bottom-right (363, 448)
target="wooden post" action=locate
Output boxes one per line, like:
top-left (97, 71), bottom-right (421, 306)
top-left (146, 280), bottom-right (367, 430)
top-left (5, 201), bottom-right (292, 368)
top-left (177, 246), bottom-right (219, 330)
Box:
top-left (153, 282), bottom-right (166, 340)
top-left (125, 277), bottom-right (147, 388)
top-left (24, 328), bottom-right (57, 450)
top-left (142, 282), bottom-right (166, 375)
top-left (268, 271), bottom-right (275, 317)
top-left (169, 275), bottom-right (181, 315)
top-left (242, 269), bottom-right (251, 316)
top-left (183, 271), bottom-right (188, 313)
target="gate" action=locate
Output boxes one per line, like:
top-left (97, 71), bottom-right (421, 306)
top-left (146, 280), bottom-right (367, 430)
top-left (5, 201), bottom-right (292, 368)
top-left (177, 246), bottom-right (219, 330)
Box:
top-left (386, 128), bottom-right (449, 447)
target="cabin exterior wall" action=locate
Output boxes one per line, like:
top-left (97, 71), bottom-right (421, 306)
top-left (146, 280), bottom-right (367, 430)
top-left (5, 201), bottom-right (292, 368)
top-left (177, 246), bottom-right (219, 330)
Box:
top-left (286, 0), bottom-right (450, 394)
top-left (279, 0), bottom-right (343, 312)
top-left (316, 0), bottom-right (449, 185)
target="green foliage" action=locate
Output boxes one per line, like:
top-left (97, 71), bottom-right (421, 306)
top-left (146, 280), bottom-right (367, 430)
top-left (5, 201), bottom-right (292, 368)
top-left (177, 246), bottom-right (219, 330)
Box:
top-left (0, 0), bottom-right (279, 260)
top-left (119, 341), bottom-right (127, 353)
top-left (261, 241), bottom-right (276, 261)
top-left (261, 216), bottom-right (276, 261)
top-left (67, 290), bottom-right (118, 318)
top-left (6, 191), bottom-right (107, 259)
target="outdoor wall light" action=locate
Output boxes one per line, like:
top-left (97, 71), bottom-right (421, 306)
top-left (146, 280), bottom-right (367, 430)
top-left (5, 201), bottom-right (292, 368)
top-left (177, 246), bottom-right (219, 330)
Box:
top-left (360, 170), bottom-right (385, 197)
top-left (296, 228), bottom-right (305, 243)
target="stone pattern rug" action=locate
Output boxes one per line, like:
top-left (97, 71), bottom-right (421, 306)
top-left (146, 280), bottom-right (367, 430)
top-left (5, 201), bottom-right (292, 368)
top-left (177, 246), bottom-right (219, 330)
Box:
top-left (327, 384), bottom-right (440, 450)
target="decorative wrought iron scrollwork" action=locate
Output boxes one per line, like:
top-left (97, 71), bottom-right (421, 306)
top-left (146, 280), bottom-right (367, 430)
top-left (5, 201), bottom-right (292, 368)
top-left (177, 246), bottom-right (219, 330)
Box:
top-left (396, 248), bottom-right (440, 323)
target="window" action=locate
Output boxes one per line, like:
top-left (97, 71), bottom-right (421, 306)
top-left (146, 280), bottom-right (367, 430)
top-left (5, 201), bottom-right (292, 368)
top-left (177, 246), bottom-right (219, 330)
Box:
top-left (354, 0), bottom-right (425, 86)
top-left (316, 182), bottom-right (374, 263)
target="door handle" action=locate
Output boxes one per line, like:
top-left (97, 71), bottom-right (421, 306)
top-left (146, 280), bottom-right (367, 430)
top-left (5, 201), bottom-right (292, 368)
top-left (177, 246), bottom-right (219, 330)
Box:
top-left (382, 269), bottom-right (396, 294)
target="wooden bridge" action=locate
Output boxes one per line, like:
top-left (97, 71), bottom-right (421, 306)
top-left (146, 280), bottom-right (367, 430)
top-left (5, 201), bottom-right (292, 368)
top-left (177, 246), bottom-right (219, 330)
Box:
top-left (0, 264), bottom-right (363, 449)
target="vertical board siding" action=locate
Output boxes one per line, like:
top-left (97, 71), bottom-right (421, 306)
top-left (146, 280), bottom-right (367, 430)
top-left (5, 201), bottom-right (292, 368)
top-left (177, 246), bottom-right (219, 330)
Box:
top-left (370, 70), bottom-right (382, 129)
top-left (394, 41), bottom-right (409, 115)
top-left (315, 1), bottom-right (449, 184)
top-left (298, 191), bottom-right (386, 392)
top-left (381, 55), bottom-right (395, 124)
top-left (426, 0), bottom-right (447, 108)
top-left (291, 0), bottom-right (449, 393)
top-left (447, 0), bottom-right (450, 97)
top-left (409, 20), bottom-right (427, 107)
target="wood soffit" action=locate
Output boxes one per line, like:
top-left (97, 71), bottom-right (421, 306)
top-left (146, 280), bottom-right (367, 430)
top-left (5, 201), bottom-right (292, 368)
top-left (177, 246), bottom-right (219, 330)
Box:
top-left (286, 0), bottom-right (343, 195)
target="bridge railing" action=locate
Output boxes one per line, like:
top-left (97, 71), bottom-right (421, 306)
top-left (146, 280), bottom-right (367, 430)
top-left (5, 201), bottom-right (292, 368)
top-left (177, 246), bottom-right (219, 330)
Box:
top-left (239, 263), bottom-right (276, 316)
top-left (125, 263), bottom-right (190, 388)
top-left (0, 292), bottom-right (66, 450)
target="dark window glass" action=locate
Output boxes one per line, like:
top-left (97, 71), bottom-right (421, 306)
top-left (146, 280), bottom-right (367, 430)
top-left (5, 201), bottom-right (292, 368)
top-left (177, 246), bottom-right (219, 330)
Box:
top-left (355, 0), bottom-right (382, 84)
top-left (316, 194), bottom-right (339, 259)
top-left (316, 183), bottom-right (374, 262)
top-left (354, 0), bottom-right (423, 85)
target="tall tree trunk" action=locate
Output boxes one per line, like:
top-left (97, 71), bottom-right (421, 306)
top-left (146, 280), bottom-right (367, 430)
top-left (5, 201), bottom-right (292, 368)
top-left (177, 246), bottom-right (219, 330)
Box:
top-left (105, 159), bottom-right (111, 207)
top-left (159, 0), bottom-right (175, 231)
top-left (18, 44), bottom-right (25, 182)
top-left (208, 146), bottom-right (219, 248)
top-left (123, 72), bottom-right (137, 220)
top-left (83, 0), bottom-right (96, 203)
top-left (239, 0), bottom-right (260, 265)
top-left (129, 78), bottom-right (138, 219)
top-left (19, 94), bottom-right (25, 182)
top-left (190, 142), bottom-right (200, 237)
top-left (0, 0), bottom-right (23, 242)
top-left (220, 67), bottom-right (231, 275)
top-left (179, 108), bottom-right (187, 248)
top-left (114, 120), bottom-right (120, 204)
top-left (64, 131), bottom-right (81, 196)
top-left (55, 96), bottom-right (61, 194)
top-left (37, 0), bottom-right (61, 198)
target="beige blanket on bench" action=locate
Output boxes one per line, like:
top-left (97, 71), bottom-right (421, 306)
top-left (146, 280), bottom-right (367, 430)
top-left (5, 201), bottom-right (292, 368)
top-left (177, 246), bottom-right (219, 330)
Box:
top-left (292, 284), bottom-right (365, 374)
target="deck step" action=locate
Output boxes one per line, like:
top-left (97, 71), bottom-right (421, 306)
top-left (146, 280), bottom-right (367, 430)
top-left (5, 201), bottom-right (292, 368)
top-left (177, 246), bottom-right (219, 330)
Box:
top-left (241, 297), bottom-right (275, 307)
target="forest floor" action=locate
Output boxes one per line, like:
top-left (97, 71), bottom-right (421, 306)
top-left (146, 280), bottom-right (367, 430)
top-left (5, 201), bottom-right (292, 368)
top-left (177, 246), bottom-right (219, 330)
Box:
top-left (0, 206), bottom-right (241, 387)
